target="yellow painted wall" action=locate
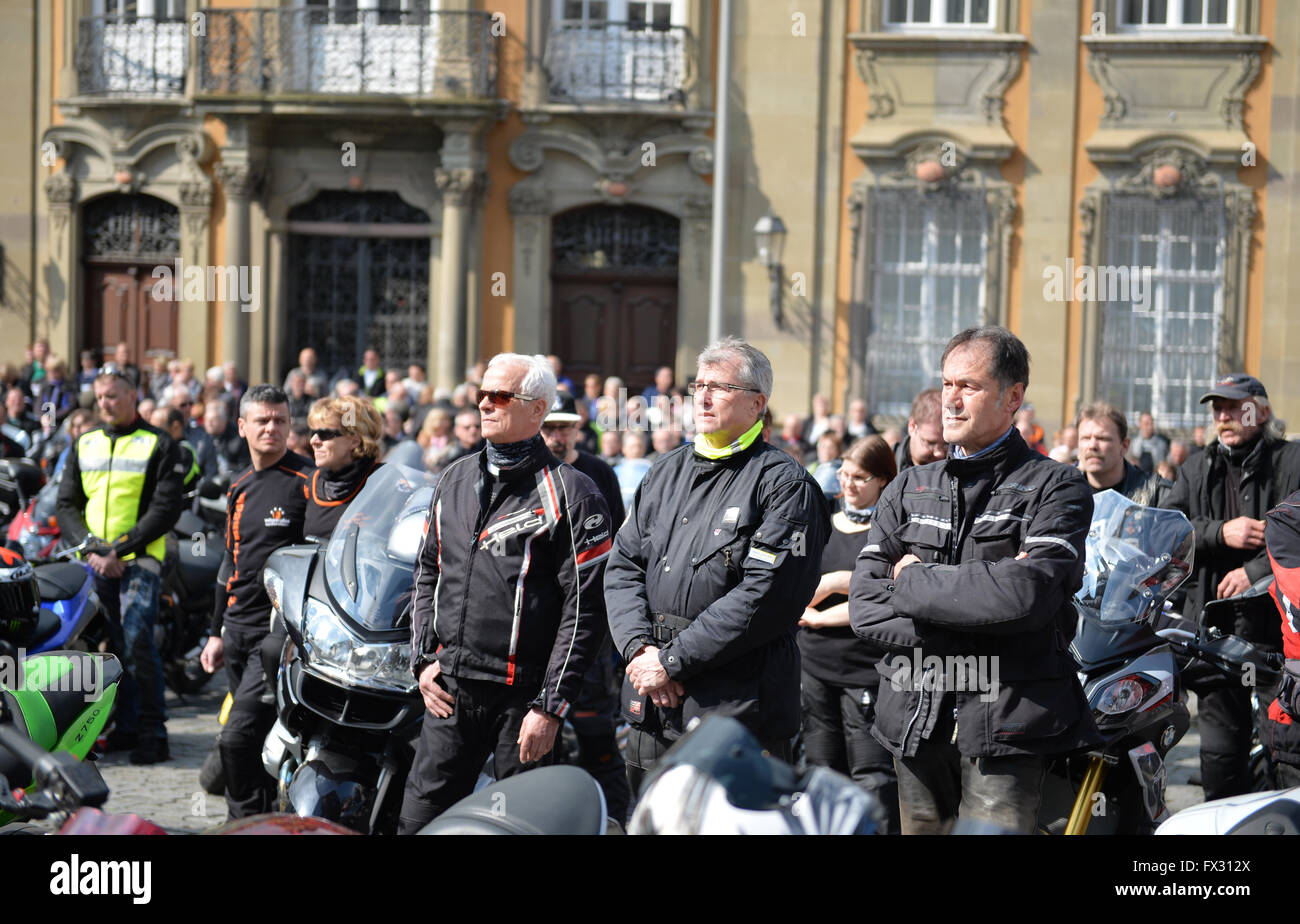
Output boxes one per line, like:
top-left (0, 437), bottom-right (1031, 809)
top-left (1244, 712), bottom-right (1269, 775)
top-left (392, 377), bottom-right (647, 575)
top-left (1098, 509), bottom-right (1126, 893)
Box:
top-left (1242, 0), bottom-right (1273, 378)
top-left (832, 0), bottom-right (863, 407)
top-left (999, 0), bottom-right (1031, 339)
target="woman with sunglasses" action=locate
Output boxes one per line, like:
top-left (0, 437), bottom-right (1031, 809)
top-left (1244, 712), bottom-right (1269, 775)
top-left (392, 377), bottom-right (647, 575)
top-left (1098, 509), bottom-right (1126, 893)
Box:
top-left (797, 434), bottom-right (901, 832)
top-left (302, 395), bottom-right (385, 543)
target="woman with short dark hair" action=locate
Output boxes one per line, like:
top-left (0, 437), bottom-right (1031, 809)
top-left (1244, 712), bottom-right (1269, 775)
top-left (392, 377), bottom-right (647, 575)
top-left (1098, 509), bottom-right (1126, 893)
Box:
top-left (798, 434), bottom-right (900, 832)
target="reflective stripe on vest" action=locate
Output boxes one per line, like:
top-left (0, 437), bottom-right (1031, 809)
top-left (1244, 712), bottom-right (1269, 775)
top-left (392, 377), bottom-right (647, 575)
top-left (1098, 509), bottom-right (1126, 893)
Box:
top-left (79, 427), bottom-right (166, 561)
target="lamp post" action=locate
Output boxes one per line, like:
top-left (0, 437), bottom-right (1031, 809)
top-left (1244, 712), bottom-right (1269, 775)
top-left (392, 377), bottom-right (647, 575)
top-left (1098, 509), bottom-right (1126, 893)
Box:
top-left (754, 214), bottom-right (787, 328)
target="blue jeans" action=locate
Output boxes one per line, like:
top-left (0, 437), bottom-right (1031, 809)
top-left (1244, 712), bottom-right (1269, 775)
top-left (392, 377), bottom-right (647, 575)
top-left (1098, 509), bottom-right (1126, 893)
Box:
top-left (95, 562), bottom-right (166, 742)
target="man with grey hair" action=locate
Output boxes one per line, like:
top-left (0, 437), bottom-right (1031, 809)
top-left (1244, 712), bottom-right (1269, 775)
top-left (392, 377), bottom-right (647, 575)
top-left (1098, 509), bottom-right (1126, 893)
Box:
top-left (400, 352), bottom-right (611, 832)
top-left (163, 382), bottom-right (218, 478)
top-left (606, 336), bottom-right (830, 790)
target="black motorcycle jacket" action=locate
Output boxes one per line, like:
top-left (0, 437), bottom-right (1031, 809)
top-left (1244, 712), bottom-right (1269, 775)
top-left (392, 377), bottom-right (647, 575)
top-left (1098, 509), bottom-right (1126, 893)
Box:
top-left (1162, 433), bottom-right (1300, 642)
top-left (850, 427), bottom-right (1102, 759)
top-left (1093, 459), bottom-right (1171, 508)
top-left (302, 457), bottom-right (382, 542)
top-left (408, 441), bottom-right (611, 719)
top-left (604, 440), bottom-right (830, 741)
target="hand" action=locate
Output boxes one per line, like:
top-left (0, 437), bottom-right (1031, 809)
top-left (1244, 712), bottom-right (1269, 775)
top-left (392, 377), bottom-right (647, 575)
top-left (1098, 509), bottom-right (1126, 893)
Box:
top-left (200, 635), bottom-right (224, 673)
top-left (799, 608), bottom-right (831, 629)
top-left (517, 708), bottom-right (560, 763)
top-left (892, 554), bottom-right (921, 579)
top-left (418, 660), bottom-right (455, 718)
top-left (87, 550), bottom-right (125, 579)
top-left (626, 647), bottom-right (670, 694)
top-left (1222, 517), bottom-right (1266, 550)
top-left (1217, 567), bottom-right (1252, 599)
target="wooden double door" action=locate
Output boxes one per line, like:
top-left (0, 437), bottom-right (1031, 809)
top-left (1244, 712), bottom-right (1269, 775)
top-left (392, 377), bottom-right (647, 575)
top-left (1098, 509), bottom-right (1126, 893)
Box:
top-left (84, 263), bottom-right (179, 363)
top-left (550, 273), bottom-right (677, 395)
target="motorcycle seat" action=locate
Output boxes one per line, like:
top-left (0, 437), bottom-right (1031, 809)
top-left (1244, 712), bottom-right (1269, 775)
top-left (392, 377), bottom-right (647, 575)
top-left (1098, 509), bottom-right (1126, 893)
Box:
top-left (417, 765), bottom-right (607, 836)
top-left (33, 563), bottom-right (88, 603)
top-left (24, 609), bottom-right (62, 649)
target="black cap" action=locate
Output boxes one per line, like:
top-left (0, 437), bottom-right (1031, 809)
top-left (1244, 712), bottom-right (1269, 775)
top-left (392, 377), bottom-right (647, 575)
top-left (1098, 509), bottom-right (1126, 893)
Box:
top-left (545, 393), bottom-right (582, 424)
top-left (1199, 373), bottom-right (1268, 404)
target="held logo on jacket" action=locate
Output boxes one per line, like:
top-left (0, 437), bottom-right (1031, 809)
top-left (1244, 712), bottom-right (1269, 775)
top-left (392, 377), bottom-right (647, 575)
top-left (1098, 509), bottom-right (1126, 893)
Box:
top-left (480, 507), bottom-right (547, 557)
top-left (263, 506), bottom-right (292, 528)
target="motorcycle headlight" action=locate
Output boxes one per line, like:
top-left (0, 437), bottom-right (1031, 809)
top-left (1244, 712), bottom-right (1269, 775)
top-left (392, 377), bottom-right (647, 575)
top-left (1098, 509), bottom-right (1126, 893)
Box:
top-left (1094, 675), bottom-right (1152, 717)
top-left (299, 597), bottom-right (415, 694)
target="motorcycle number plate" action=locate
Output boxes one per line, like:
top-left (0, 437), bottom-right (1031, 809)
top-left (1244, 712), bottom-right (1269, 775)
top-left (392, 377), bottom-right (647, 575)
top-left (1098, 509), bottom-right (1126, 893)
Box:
top-left (1127, 742), bottom-right (1168, 822)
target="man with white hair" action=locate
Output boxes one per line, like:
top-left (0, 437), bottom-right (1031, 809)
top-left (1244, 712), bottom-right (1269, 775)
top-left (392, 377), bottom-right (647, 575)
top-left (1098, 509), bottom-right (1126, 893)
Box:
top-left (605, 337), bottom-right (830, 789)
top-left (163, 383), bottom-right (218, 478)
top-left (400, 353), bottom-right (612, 832)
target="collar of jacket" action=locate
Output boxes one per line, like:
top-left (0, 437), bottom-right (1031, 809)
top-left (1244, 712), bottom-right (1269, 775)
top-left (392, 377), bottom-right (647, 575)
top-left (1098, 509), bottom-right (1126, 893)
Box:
top-left (1208, 431), bottom-right (1272, 474)
top-left (102, 414), bottom-right (146, 440)
top-left (691, 434), bottom-right (763, 469)
top-left (477, 435), bottom-right (552, 482)
top-left (943, 426), bottom-right (1031, 478)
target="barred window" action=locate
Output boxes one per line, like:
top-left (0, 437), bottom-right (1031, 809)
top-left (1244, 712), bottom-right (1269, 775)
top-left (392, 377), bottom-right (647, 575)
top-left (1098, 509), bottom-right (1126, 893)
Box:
top-left (867, 191), bottom-right (987, 418)
top-left (1098, 196), bottom-right (1225, 430)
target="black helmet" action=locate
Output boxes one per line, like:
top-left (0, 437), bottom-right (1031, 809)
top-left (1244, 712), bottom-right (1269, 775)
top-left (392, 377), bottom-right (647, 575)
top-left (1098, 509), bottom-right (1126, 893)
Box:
top-left (0, 545), bottom-right (40, 644)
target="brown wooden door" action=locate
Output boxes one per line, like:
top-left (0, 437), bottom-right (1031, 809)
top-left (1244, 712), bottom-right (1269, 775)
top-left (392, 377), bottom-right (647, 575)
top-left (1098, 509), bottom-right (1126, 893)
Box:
top-left (551, 275), bottom-right (677, 394)
top-left (84, 264), bottom-right (178, 362)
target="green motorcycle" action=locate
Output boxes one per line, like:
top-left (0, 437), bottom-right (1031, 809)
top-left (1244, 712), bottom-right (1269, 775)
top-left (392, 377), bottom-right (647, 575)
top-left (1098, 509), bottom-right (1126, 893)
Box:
top-left (0, 647), bottom-right (122, 826)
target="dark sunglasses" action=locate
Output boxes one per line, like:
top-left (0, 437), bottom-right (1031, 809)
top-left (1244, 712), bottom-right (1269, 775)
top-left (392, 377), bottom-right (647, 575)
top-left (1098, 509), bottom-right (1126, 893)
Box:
top-left (479, 389), bottom-right (538, 408)
top-left (310, 427), bottom-right (345, 442)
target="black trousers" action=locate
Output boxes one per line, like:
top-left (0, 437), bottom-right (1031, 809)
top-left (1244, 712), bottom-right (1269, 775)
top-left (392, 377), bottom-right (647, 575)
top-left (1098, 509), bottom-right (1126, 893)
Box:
top-left (571, 644), bottom-right (631, 823)
top-left (220, 623), bottom-right (277, 820)
top-left (1195, 684), bottom-right (1256, 801)
top-left (800, 671), bottom-right (900, 834)
top-left (624, 726), bottom-right (793, 803)
top-left (397, 675), bottom-right (551, 834)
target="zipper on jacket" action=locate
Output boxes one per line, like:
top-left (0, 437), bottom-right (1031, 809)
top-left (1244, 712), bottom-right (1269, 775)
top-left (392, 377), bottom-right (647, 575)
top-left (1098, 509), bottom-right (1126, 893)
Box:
top-left (902, 663), bottom-right (933, 753)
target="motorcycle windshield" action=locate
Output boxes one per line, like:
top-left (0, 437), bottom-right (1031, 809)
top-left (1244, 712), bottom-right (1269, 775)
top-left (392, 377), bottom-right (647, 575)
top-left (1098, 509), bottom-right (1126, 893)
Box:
top-left (324, 463), bottom-right (437, 632)
top-left (1075, 489), bottom-right (1194, 624)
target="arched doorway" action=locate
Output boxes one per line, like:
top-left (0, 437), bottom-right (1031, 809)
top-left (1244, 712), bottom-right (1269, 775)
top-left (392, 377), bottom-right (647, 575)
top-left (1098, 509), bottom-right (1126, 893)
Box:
top-left (550, 204), bottom-right (679, 393)
top-left (284, 191), bottom-right (432, 380)
top-left (82, 193), bottom-right (180, 363)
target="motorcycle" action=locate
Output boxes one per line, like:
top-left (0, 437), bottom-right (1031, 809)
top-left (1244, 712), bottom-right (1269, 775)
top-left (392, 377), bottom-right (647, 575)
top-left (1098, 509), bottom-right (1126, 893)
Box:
top-left (156, 478), bottom-right (225, 697)
top-left (8, 476), bottom-right (61, 562)
top-left (1039, 490), bottom-right (1280, 835)
top-left (260, 463), bottom-right (433, 834)
top-left (20, 539), bottom-right (107, 658)
top-left (0, 642), bottom-right (122, 829)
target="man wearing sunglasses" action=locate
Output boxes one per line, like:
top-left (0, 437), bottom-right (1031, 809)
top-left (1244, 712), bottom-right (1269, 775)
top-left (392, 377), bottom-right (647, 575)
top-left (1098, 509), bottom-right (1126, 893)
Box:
top-left (605, 337), bottom-right (830, 790)
top-left (400, 353), bottom-right (612, 832)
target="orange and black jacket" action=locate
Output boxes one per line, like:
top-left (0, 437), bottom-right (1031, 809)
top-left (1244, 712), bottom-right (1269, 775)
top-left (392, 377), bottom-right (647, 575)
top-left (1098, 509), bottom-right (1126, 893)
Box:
top-left (1266, 492), bottom-right (1300, 746)
top-left (211, 451), bottom-right (312, 634)
top-left (302, 457), bottom-right (382, 542)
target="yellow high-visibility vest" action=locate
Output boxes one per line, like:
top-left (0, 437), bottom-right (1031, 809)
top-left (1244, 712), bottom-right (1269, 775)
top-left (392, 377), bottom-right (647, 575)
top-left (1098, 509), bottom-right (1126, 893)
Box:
top-left (78, 426), bottom-right (167, 562)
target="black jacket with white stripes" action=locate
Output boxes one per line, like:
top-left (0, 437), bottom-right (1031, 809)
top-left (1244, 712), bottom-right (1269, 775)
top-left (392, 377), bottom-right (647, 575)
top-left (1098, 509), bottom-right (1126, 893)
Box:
top-left (408, 439), bottom-right (611, 719)
top-left (850, 427), bottom-right (1103, 759)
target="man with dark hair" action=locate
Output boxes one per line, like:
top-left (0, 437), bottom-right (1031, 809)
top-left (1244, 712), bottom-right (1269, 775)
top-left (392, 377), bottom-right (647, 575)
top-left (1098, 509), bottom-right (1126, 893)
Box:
top-left (199, 384), bottom-right (312, 818)
top-left (851, 326), bottom-right (1098, 833)
top-left (1075, 401), bottom-right (1170, 506)
top-left (606, 337), bottom-right (830, 790)
top-left (895, 387), bottom-right (946, 472)
top-left (1161, 373), bottom-right (1300, 800)
top-left (56, 370), bottom-right (185, 764)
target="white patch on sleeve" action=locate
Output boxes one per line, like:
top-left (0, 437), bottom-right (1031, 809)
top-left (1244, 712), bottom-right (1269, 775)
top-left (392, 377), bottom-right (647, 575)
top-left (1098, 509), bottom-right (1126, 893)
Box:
top-left (746, 546), bottom-right (777, 565)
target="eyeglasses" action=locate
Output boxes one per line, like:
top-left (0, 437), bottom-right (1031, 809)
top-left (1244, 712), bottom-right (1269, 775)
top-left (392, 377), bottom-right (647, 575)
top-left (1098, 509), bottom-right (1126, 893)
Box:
top-left (542, 422), bottom-right (576, 432)
top-left (837, 469), bottom-right (876, 487)
top-left (478, 389), bottom-right (538, 408)
top-left (310, 427), bottom-right (345, 442)
top-left (687, 381), bottom-right (761, 398)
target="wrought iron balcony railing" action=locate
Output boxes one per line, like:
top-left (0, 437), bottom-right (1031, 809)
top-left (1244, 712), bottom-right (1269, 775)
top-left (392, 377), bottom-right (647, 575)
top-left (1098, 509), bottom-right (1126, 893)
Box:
top-left (197, 8), bottom-right (497, 99)
top-left (544, 21), bottom-right (695, 105)
top-left (76, 15), bottom-right (188, 98)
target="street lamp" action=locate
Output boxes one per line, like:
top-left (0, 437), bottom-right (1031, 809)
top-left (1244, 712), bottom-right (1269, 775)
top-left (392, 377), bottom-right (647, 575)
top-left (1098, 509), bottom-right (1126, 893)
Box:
top-left (754, 214), bottom-right (787, 328)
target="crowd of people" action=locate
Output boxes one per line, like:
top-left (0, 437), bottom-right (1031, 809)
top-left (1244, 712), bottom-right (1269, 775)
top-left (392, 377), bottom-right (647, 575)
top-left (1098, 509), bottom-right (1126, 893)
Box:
top-left (21, 329), bottom-right (1300, 833)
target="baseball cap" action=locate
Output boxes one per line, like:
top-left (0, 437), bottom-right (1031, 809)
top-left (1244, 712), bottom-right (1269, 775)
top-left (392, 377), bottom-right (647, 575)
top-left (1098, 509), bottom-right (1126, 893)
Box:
top-left (1198, 373), bottom-right (1268, 404)
top-left (544, 393), bottom-right (582, 424)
